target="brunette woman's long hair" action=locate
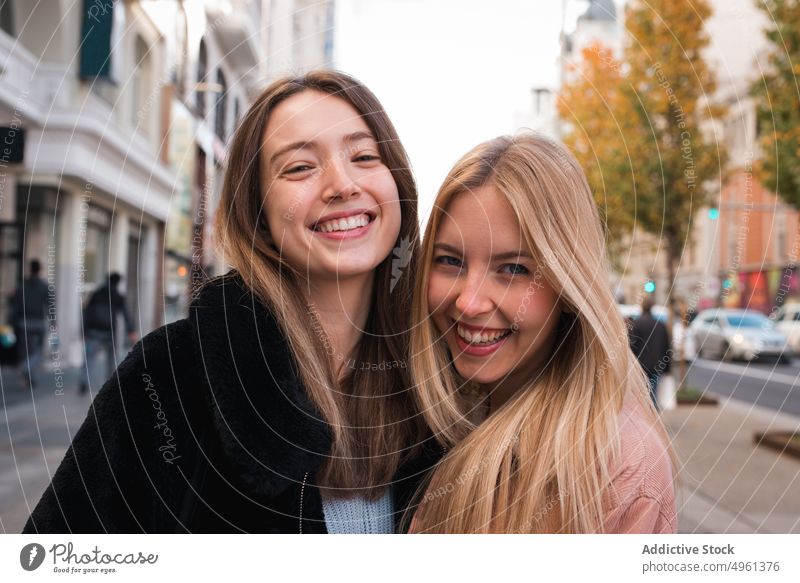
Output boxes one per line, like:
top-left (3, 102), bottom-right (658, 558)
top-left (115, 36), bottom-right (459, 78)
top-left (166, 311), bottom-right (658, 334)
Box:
top-left (409, 133), bottom-right (675, 531)
top-left (213, 70), bottom-right (426, 498)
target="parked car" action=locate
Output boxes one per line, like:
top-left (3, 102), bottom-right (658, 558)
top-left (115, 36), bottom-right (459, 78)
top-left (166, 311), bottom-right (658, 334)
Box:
top-left (617, 303), bottom-right (695, 361)
top-left (773, 303), bottom-right (800, 355)
top-left (690, 309), bottom-right (791, 363)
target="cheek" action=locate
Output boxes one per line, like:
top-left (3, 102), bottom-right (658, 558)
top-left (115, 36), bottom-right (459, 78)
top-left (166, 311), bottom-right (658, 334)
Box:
top-left (427, 272), bottom-right (446, 311)
top-left (511, 284), bottom-right (561, 329)
top-left (427, 273), bottom-right (452, 327)
top-left (381, 198), bottom-right (402, 244)
top-left (368, 170), bottom-right (401, 217)
top-left (265, 185), bottom-right (313, 235)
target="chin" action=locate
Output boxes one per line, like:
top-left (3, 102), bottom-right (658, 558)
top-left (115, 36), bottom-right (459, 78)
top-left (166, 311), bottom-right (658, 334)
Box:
top-left (453, 359), bottom-right (508, 385)
top-left (318, 258), bottom-right (383, 278)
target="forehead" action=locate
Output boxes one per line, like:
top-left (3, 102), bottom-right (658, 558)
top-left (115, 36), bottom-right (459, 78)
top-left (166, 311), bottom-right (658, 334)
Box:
top-left (262, 90), bottom-right (371, 150)
top-left (436, 184), bottom-right (528, 254)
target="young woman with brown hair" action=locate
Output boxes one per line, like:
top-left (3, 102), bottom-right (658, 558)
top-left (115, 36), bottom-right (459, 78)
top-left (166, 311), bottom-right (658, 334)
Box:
top-left (409, 133), bottom-right (676, 533)
top-left (24, 71), bottom-right (436, 534)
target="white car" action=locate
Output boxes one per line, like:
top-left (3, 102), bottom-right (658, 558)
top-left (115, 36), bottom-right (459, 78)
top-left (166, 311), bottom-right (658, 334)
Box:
top-left (690, 309), bottom-right (791, 363)
top-left (773, 303), bottom-right (800, 356)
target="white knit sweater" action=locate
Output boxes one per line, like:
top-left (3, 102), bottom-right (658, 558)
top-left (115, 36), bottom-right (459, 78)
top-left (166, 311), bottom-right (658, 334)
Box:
top-left (321, 489), bottom-right (394, 534)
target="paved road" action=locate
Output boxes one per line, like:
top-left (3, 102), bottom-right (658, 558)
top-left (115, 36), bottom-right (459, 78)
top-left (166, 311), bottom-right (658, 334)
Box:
top-left (685, 357), bottom-right (800, 417)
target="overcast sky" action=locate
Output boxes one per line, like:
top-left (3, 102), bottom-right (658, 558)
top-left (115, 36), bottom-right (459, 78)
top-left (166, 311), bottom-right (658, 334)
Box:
top-left (334, 0), bottom-right (585, 217)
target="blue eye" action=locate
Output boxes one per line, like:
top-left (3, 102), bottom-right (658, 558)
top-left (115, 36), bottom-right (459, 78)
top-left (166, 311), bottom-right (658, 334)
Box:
top-left (501, 263), bottom-right (529, 276)
top-left (434, 255), bottom-right (462, 268)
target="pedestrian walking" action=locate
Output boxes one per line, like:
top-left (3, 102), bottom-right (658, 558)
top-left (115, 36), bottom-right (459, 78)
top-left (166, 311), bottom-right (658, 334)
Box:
top-left (79, 272), bottom-right (138, 394)
top-left (8, 260), bottom-right (49, 389)
top-left (629, 298), bottom-right (672, 410)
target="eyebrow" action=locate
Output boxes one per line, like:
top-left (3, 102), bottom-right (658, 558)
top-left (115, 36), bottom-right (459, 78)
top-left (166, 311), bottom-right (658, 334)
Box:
top-left (433, 242), bottom-right (533, 261)
top-left (268, 131), bottom-right (377, 167)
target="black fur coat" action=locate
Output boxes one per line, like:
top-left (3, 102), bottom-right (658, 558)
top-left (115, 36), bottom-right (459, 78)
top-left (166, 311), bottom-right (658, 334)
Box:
top-left (23, 275), bottom-right (439, 533)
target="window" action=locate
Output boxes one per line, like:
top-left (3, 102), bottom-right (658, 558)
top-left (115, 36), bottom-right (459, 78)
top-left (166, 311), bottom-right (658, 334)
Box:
top-left (233, 98), bottom-right (240, 133)
top-left (214, 69), bottom-right (227, 140)
top-left (195, 39), bottom-right (207, 117)
top-left (0, 0), bottom-right (14, 36)
top-left (131, 35), bottom-right (153, 132)
top-left (174, 4), bottom-right (188, 98)
top-left (84, 206), bottom-right (112, 294)
top-left (726, 313), bottom-right (773, 329)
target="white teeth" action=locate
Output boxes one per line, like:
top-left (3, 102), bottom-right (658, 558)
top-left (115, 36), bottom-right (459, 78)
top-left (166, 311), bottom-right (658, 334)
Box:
top-left (456, 325), bottom-right (511, 345)
top-left (315, 213), bottom-right (370, 233)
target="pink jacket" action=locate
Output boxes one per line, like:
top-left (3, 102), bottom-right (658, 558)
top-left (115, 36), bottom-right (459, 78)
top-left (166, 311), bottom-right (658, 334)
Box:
top-left (410, 398), bottom-right (677, 534)
top-left (602, 399), bottom-right (677, 533)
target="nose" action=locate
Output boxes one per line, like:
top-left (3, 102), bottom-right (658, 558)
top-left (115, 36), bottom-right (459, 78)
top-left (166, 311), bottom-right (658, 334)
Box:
top-left (321, 157), bottom-right (361, 202)
top-left (453, 269), bottom-right (495, 318)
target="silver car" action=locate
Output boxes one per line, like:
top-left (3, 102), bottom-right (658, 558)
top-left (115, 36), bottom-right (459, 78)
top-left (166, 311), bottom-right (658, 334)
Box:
top-left (690, 309), bottom-right (791, 363)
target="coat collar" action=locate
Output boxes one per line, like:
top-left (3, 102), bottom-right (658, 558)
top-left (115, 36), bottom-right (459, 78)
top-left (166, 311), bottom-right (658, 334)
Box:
top-left (188, 274), bottom-right (332, 499)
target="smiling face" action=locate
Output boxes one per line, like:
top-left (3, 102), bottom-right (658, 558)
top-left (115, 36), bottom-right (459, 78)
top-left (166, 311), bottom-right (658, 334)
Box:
top-left (427, 183), bottom-right (562, 386)
top-left (261, 90), bottom-right (402, 281)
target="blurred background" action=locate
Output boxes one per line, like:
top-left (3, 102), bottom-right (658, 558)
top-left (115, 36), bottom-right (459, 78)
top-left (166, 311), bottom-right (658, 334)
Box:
top-left (0, 0), bottom-right (798, 533)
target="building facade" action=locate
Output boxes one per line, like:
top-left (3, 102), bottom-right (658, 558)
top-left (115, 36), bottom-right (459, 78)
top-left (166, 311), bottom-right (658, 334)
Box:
top-left (0, 0), bottom-right (334, 372)
top-left (0, 0), bottom-right (169, 366)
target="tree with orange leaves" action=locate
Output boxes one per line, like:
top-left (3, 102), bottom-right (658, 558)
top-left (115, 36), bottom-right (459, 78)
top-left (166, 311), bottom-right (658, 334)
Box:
top-left (558, 42), bottom-right (638, 262)
top-left (560, 0), bottom-right (727, 304)
top-left (753, 0), bottom-right (800, 209)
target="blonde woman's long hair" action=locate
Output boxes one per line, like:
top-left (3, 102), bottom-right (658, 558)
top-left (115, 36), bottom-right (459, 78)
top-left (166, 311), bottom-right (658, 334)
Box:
top-left (409, 133), bottom-right (673, 532)
top-left (213, 71), bottom-right (426, 498)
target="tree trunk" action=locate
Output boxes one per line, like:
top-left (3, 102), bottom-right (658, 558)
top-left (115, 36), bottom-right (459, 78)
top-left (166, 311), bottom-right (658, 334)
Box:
top-left (666, 243), bottom-right (687, 391)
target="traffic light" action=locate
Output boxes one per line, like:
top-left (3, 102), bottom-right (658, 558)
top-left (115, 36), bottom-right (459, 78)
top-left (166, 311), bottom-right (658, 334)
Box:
top-left (644, 280), bottom-right (656, 294)
top-left (708, 207), bottom-right (719, 220)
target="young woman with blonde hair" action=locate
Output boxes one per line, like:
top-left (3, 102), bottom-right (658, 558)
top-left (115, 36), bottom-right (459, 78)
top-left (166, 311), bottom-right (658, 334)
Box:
top-left (25, 71), bottom-right (437, 534)
top-left (409, 133), bottom-right (676, 533)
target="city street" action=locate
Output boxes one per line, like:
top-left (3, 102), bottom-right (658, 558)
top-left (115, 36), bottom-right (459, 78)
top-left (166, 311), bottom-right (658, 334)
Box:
top-left (0, 366), bottom-right (90, 533)
top-left (685, 357), bottom-right (800, 417)
top-left (2, 356), bottom-right (800, 534)
top-left (0, 0), bottom-right (799, 578)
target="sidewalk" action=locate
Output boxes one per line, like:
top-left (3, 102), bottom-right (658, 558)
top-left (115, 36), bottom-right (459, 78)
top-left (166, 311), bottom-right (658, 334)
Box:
top-left (662, 394), bottom-right (800, 533)
top-left (0, 365), bottom-right (91, 533)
